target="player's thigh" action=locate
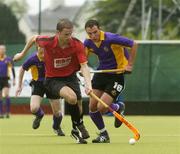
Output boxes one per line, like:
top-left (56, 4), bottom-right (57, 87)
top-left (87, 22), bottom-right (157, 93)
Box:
top-left (3, 87), bottom-right (9, 97)
top-left (44, 77), bottom-right (79, 104)
top-left (60, 86), bottom-right (77, 104)
top-left (1, 79), bottom-right (10, 97)
top-left (66, 75), bottom-right (82, 100)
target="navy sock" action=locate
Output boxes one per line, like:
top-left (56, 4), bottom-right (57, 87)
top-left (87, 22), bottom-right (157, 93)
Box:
top-left (72, 113), bottom-right (83, 130)
top-left (53, 112), bottom-right (63, 130)
top-left (110, 103), bottom-right (119, 111)
top-left (33, 108), bottom-right (44, 117)
top-left (89, 111), bottom-right (105, 131)
top-left (67, 103), bottom-right (81, 126)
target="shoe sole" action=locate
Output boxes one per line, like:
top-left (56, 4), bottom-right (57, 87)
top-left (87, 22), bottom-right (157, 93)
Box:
top-left (71, 133), bottom-right (87, 144)
top-left (82, 134), bottom-right (90, 139)
top-left (57, 133), bottom-right (65, 136)
top-left (92, 140), bottom-right (110, 143)
top-left (32, 116), bottom-right (44, 129)
top-left (54, 130), bottom-right (65, 136)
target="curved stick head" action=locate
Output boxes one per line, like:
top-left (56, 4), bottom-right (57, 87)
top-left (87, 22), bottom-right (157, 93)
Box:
top-left (135, 133), bottom-right (140, 141)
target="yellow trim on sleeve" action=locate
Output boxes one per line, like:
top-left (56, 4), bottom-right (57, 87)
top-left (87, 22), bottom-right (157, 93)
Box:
top-left (111, 44), bottom-right (128, 70)
top-left (30, 65), bottom-right (39, 81)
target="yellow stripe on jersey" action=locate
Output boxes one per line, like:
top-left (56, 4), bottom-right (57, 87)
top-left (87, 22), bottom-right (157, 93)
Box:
top-left (30, 65), bottom-right (38, 81)
top-left (7, 63), bottom-right (12, 77)
top-left (111, 44), bottom-right (128, 70)
top-left (94, 31), bottom-right (105, 48)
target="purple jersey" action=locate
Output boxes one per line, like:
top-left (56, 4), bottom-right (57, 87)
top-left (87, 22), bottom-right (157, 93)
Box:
top-left (84, 31), bottom-right (133, 70)
top-left (22, 52), bottom-right (45, 81)
top-left (0, 56), bottom-right (14, 78)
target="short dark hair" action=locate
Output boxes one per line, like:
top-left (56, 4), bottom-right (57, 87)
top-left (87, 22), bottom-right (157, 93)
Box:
top-left (85, 19), bottom-right (100, 29)
top-left (56, 18), bottom-right (73, 31)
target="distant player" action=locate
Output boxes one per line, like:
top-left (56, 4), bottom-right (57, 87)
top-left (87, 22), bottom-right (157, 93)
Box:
top-left (15, 46), bottom-right (65, 136)
top-left (0, 44), bottom-right (16, 118)
top-left (84, 19), bottom-right (138, 143)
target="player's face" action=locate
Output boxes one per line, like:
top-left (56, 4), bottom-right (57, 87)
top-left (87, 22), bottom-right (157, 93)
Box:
top-left (58, 28), bottom-right (73, 42)
top-left (0, 45), bottom-right (6, 56)
top-left (85, 26), bottom-right (100, 42)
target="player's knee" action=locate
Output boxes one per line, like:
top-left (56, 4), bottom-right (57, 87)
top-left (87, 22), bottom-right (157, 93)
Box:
top-left (66, 95), bottom-right (77, 105)
top-left (4, 94), bottom-right (9, 98)
top-left (53, 111), bottom-right (60, 117)
top-left (30, 106), bottom-right (39, 114)
top-left (89, 103), bottom-right (97, 112)
top-left (98, 105), bottom-right (108, 113)
top-left (77, 99), bottom-right (82, 106)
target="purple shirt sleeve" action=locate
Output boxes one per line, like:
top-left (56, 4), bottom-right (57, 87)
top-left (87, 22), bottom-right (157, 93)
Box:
top-left (22, 53), bottom-right (36, 71)
top-left (108, 33), bottom-right (134, 48)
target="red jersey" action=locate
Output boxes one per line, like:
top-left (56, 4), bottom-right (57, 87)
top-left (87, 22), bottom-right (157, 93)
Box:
top-left (36, 35), bottom-right (87, 77)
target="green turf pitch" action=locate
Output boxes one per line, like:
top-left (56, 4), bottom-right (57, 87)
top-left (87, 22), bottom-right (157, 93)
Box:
top-left (0, 115), bottom-right (180, 154)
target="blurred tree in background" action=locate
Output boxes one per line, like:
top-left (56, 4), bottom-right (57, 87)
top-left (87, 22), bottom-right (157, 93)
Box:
top-left (0, 1), bottom-right (26, 43)
top-left (91, 0), bottom-right (180, 40)
top-left (0, 0), bottom-right (28, 19)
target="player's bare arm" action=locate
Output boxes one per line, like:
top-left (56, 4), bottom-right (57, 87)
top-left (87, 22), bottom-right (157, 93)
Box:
top-left (15, 66), bottom-right (25, 96)
top-left (125, 41), bottom-right (138, 72)
top-left (13, 35), bottom-right (38, 61)
top-left (80, 63), bottom-right (92, 95)
top-left (12, 67), bottom-right (16, 86)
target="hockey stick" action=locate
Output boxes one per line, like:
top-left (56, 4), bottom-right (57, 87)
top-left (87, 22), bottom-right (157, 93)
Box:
top-left (89, 92), bottom-right (140, 141)
top-left (78, 68), bottom-right (125, 74)
top-left (89, 68), bottom-right (125, 73)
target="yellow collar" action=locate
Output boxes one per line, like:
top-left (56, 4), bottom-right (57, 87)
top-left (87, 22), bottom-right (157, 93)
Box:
top-left (99, 31), bottom-right (105, 41)
top-left (86, 31), bottom-right (105, 41)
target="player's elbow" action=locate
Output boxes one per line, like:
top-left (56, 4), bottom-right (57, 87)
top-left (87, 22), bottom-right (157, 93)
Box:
top-left (31, 35), bottom-right (38, 42)
top-left (133, 41), bottom-right (138, 49)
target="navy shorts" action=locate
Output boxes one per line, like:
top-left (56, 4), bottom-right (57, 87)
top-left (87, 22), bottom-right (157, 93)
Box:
top-left (44, 73), bottom-right (82, 100)
top-left (30, 80), bottom-right (46, 97)
top-left (0, 77), bottom-right (10, 91)
top-left (92, 73), bottom-right (125, 99)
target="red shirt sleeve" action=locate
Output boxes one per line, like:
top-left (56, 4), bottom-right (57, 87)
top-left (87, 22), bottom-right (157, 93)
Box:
top-left (36, 36), bottom-right (50, 48)
top-left (75, 41), bottom-right (87, 64)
